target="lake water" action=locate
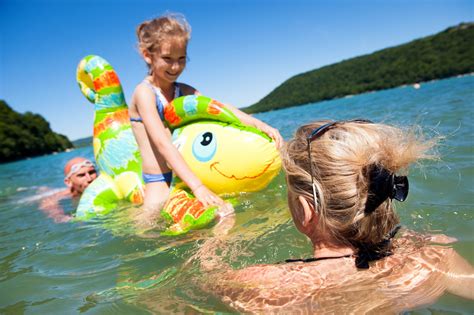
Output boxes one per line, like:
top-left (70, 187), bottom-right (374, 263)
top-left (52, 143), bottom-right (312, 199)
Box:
top-left (1, 75), bottom-right (473, 314)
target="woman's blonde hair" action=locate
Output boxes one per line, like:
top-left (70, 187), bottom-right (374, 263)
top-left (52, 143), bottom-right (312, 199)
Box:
top-left (136, 13), bottom-right (191, 55)
top-left (282, 120), bottom-right (437, 248)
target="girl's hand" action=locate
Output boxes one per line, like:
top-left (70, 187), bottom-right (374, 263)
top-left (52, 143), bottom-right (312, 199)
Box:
top-left (221, 102), bottom-right (283, 148)
top-left (255, 121), bottom-right (284, 149)
top-left (193, 184), bottom-right (226, 207)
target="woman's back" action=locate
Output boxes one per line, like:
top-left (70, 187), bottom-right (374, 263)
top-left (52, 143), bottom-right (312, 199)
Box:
top-left (201, 239), bottom-right (458, 313)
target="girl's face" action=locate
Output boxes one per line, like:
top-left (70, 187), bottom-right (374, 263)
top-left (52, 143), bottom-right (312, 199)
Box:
top-left (150, 37), bottom-right (187, 85)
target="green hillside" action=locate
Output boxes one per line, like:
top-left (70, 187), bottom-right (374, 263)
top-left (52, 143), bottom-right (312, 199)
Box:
top-left (0, 100), bottom-right (73, 163)
top-left (244, 22), bottom-right (474, 113)
top-left (72, 136), bottom-right (93, 149)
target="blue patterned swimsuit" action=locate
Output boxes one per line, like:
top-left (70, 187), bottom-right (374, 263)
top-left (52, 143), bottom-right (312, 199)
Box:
top-left (130, 80), bottom-right (183, 184)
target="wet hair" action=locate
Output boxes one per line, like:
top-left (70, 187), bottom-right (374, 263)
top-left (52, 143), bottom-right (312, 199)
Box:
top-left (282, 120), bottom-right (437, 249)
top-left (136, 13), bottom-right (191, 55)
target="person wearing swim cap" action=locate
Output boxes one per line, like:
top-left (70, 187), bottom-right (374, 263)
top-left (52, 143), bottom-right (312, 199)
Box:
top-left (63, 157), bottom-right (97, 197)
top-left (39, 157), bottom-right (97, 222)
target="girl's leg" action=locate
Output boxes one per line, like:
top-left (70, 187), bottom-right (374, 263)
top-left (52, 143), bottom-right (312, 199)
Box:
top-left (135, 182), bottom-right (170, 228)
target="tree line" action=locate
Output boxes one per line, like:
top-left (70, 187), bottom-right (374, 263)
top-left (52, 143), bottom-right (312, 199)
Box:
top-left (0, 100), bottom-right (73, 163)
top-left (244, 23), bottom-right (474, 113)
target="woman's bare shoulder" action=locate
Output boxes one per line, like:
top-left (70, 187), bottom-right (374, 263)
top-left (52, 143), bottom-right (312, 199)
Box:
top-left (204, 260), bottom-right (355, 312)
top-left (215, 260), bottom-right (331, 289)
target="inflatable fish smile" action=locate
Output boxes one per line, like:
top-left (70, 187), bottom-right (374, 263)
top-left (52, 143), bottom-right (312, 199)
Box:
top-left (210, 159), bottom-right (277, 180)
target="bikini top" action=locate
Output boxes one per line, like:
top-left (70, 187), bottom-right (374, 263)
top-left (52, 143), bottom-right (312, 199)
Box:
top-left (282, 255), bottom-right (353, 264)
top-left (281, 225), bottom-right (402, 269)
top-left (130, 80), bottom-right (183, 123)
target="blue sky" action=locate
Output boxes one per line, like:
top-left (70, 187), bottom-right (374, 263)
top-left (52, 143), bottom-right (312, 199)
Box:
top-left (1, 0), bottom-right (472, 140)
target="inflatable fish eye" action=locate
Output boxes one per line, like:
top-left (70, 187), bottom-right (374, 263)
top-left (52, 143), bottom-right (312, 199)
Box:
top-left (192, 131), bottom-right (217, 162)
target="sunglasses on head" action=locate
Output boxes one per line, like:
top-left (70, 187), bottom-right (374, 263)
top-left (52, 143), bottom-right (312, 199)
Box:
top-left (305, 119), bottom-right (408, 214)
top-left (65, 160), bottom-right (95, 180)
top-left (307, 119), bottom-right (374, 143)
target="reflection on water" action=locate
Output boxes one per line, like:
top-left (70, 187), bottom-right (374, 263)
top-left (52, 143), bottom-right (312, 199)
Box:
top-left (0, 76), bottom-right (473, 313)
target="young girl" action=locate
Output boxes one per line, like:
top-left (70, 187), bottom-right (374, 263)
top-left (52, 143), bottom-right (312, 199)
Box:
top-left (128, 14), bottom-right (282, 224)
top-left (194, 120), bottom-right (473, 313)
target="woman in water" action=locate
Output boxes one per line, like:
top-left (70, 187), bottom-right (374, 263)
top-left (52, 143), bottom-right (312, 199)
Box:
top-left (195, 119), bottom-right (473, 313)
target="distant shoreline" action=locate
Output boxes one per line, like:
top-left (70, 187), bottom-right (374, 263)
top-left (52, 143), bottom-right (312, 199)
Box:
top-left (244, 23), bottom-right (474, 114)
top-left (250, 73), bottom-right (473, 115)
top-left (339, 72), bottom-right (474, 102)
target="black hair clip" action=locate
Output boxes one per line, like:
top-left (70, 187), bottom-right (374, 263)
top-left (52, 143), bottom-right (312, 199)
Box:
top-left (365, 165), bottom-right (409, 214)
top-left (354, 224), bottom-right (402, 269)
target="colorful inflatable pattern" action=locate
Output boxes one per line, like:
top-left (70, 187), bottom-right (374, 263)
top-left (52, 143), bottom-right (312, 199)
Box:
top-left (75, 55), bottom-right (281, 234)
top-left (76, 55), bottom-right (144, 218)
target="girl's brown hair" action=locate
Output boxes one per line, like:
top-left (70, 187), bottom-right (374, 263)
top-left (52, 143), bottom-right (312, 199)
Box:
top-left (136, 13), bottom-right (191, 55)
top-left (282, 120), bottom-right (437, 248)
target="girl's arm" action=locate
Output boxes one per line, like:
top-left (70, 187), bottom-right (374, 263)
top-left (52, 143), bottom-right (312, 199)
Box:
top-left (185, 85), bottom-right (283, 148)
top-left (223, 103), bottom-right (283, 149)
top-left (135, 85), bottom-right (225, 207)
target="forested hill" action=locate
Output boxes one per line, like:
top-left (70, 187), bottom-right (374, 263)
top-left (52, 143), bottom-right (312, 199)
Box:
top-left (0, 100), bottom-right (73, 163)
top-left (243, 22), bottom-right (474, 114)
